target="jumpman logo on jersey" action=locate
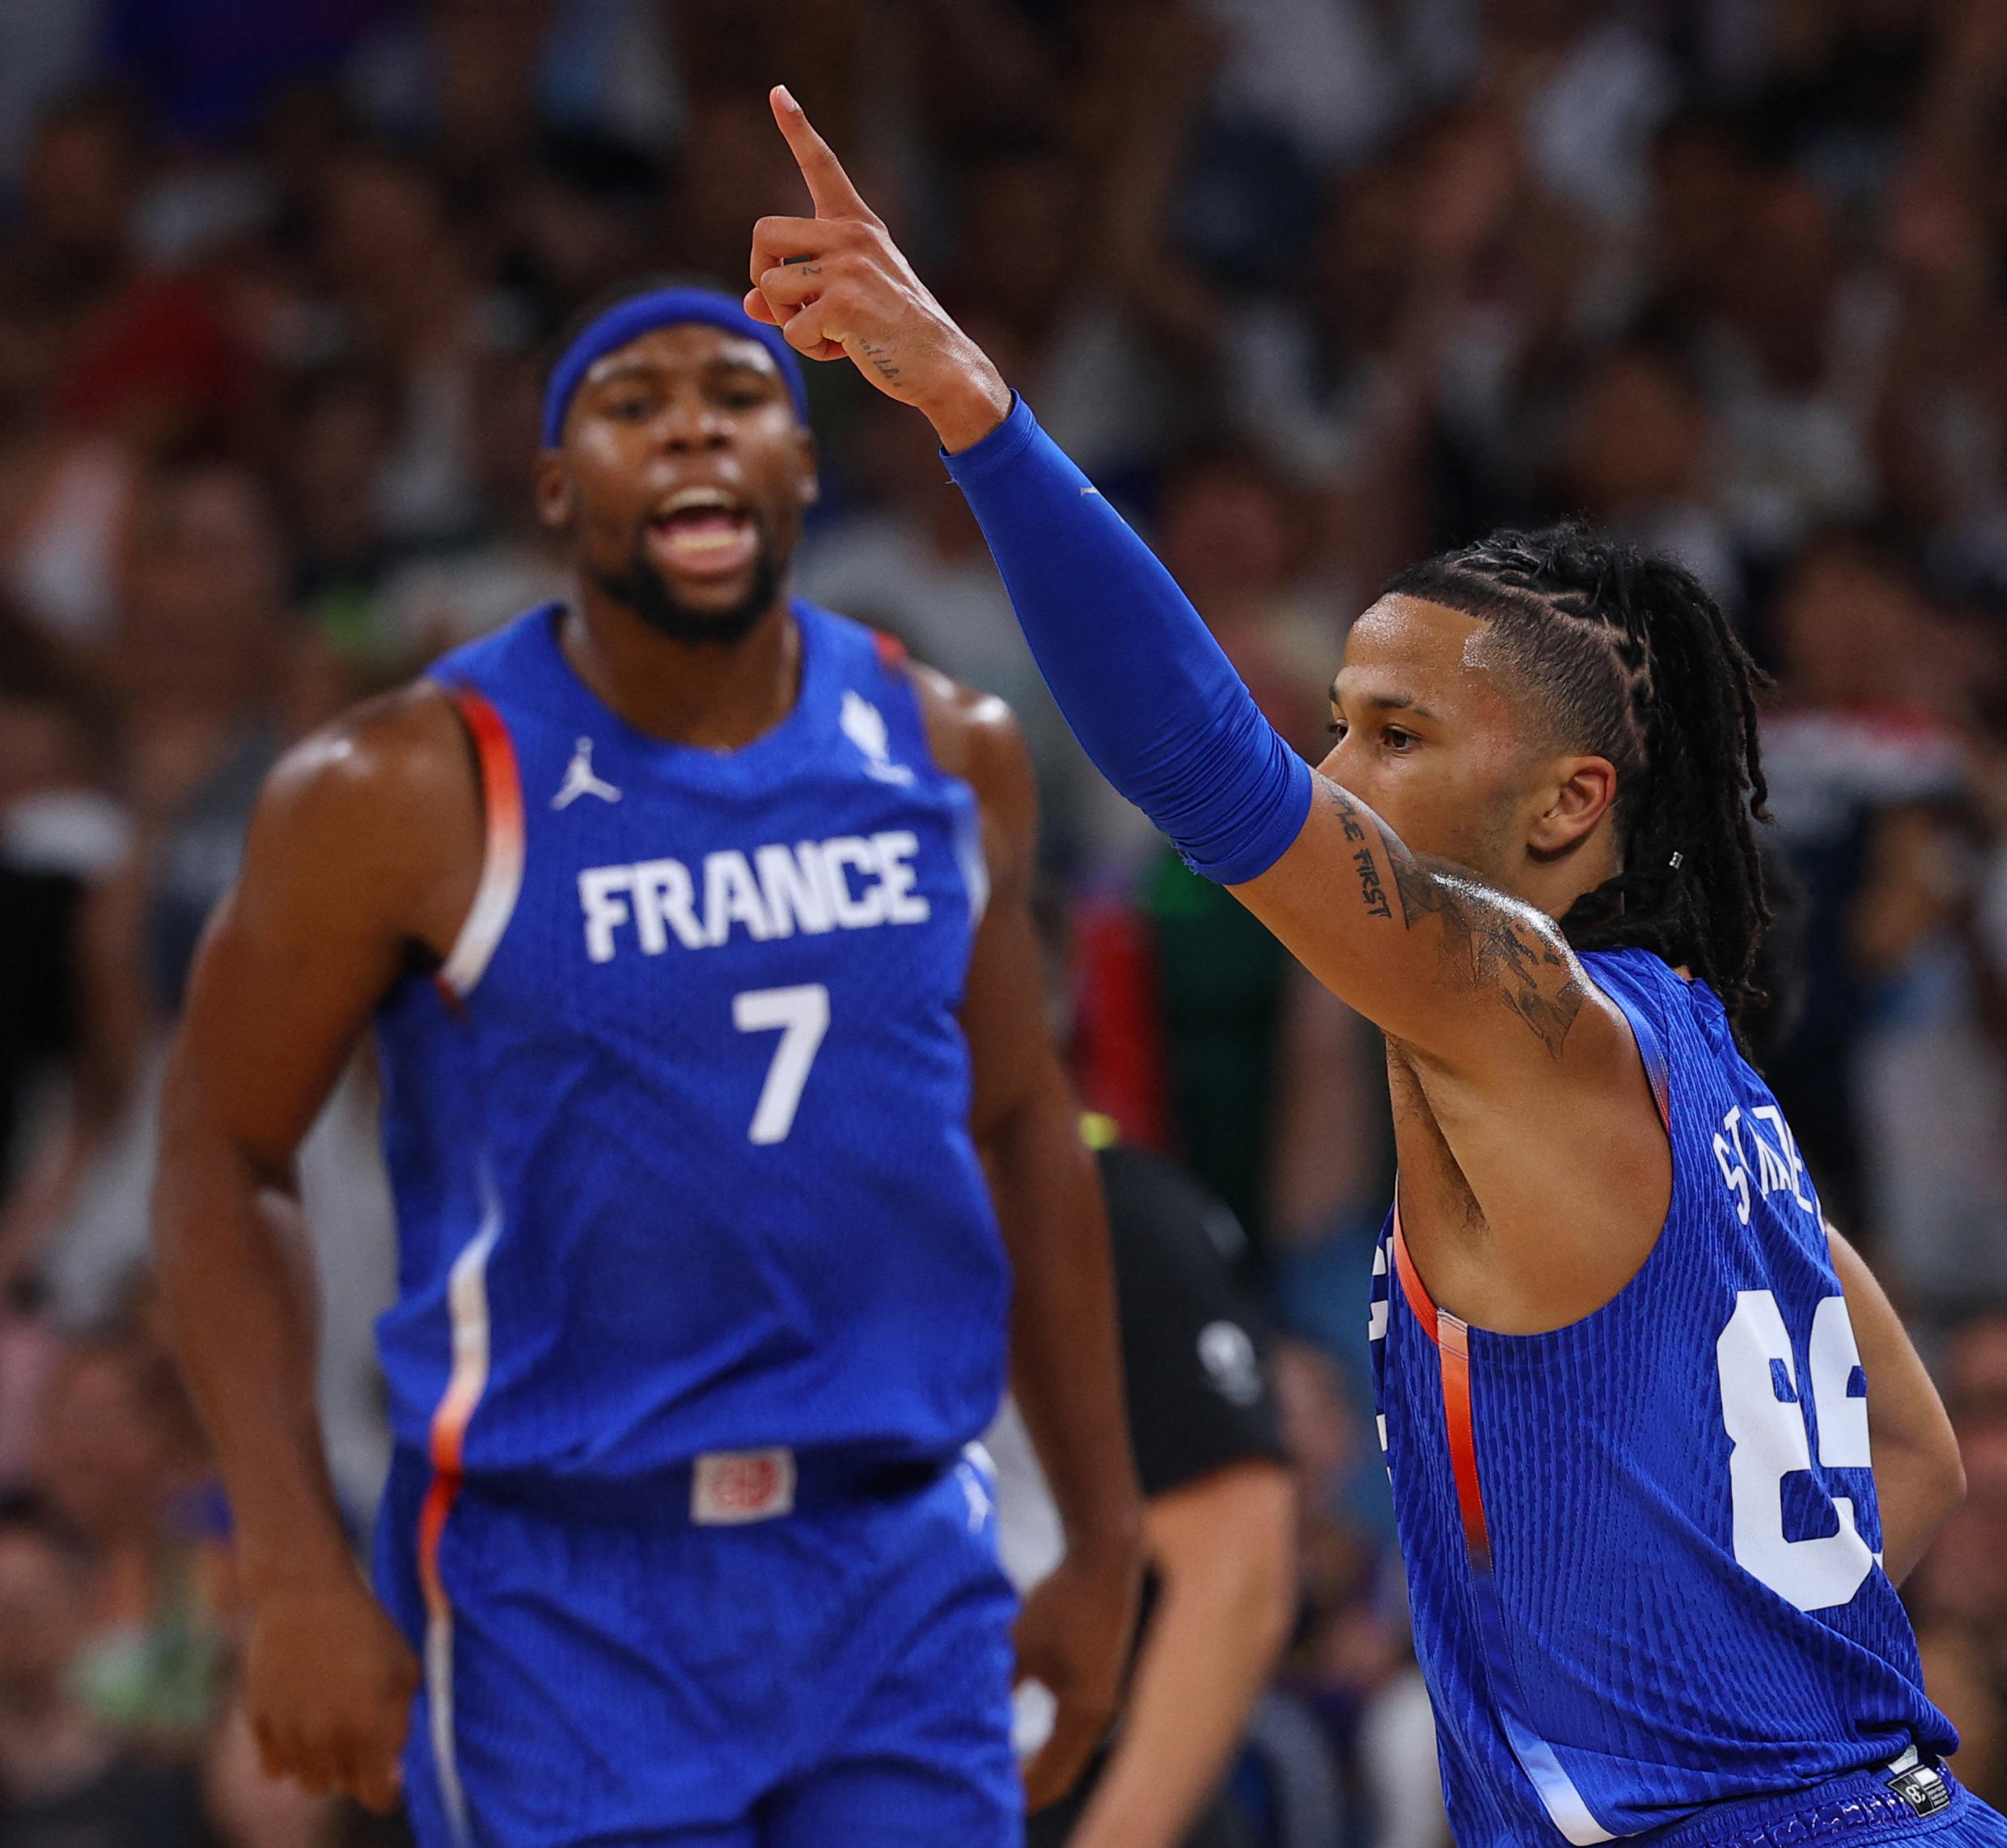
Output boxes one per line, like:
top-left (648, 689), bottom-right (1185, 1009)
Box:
top-left (553, 737), bottom-right (622, 810)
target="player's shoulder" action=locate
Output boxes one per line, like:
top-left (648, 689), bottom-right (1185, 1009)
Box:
top-left (1577, 942), bottom-right (1684, 1003)
top-left (256, 679), bottom-right (475, 858)
top-left (230, 679), bottom-right (483, 954)
top-left (902, 655), bottom-right (1031, 810)
top-left (1575, 943), bottom-right (1704, 1064)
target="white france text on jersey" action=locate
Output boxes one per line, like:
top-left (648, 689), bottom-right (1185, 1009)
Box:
top-left (578, 832), bottom-right (930, 961)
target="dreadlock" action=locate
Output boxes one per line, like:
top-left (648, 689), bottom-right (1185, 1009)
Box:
top-left (1381, 524), bottom-right (1773, 1026)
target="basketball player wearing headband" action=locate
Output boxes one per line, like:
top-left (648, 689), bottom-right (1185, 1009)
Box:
top-left (155, 284), bottom-right (1142, 1846)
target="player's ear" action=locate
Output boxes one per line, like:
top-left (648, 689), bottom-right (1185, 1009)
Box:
top-left (1529, 754), bottom-right (1618, 856)
top-left (536, 450), bottom-right (574, 531)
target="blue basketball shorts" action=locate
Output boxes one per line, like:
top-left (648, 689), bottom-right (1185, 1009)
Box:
top-left (372, 1444), bottom-right (1020, 1847)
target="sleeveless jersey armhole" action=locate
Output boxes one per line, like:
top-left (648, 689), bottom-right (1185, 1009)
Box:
top-left (1388, 1200), bottom-right (1621, 1845)
top-left (1593, 967), bottom-right (1673, 1135)
top-left (437, 685), bottom-right (525, 1003)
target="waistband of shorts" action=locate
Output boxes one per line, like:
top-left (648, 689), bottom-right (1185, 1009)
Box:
top-left (1637, 1754), bottom-right (1965, 1848)
top-left (391, 1441), bottom-right (955, 1526)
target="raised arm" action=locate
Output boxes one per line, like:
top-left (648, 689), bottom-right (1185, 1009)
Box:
top-left (743, 90), bottom-right (1621, 1088)
top-left (154, 687), bottom-right (476, 1810)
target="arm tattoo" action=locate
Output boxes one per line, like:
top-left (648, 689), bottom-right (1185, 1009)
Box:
top-left (1322, 784), bottom-right (1586, 1057)
top-left (857, 338), bottom-right (902, 384)
top-left (1328, 789), bottom-right (1394, 918)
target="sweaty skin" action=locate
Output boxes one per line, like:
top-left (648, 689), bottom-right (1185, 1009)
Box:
top-left (746, 85), bottom-right (1963, 1564)
top-left (153, 319), bottom-right (1141, 1813)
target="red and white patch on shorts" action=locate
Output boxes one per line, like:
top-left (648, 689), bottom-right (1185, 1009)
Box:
top-left (692, 1448), bottom-right (798, 1524)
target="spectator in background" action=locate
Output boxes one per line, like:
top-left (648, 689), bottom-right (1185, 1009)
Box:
top-left (1222, 103), bottom-right (1527, 594)
top-left (1850, 763), bottom-right (2007, 1315)
top-left (993, 1121), bottom-right (1298, 1848)
top-left (1948, 1308), bottom-right (2007, 1429)
top-left (30, 1333), bottom-right (226, 1749)
top-left (34, 463), bottom-right (303, 1326)
top-left (498, 130), bottom-right (668, 328)
top-left (1268, 1339), bottom-right (1446, 1848)
top-left (277, 362), bottom-right (399, 664)
top-left (0, 603), bottom-right (142, 1310)
top-left (3, 90), bottom-right (244, 462)
top-left (1689, 154), bottom-right (1890, 559)
top-left (1756, 534), bottom-right (1960, 1233)
top-left (1556, 343), bottom-right (1741, 612)
top-left (943, 138), bottom-right (1192, 485)
top-left (369, 346), bottom-right (571, 665)
top-left (0, 1497), bottom-right (207, 1848)
top-left (0, 97), bottom-right (150, 649)
top-left (991, 889), bottom-right (1298, 1848)
top-left (1913, 1427), bottom-right (2007, 1808)
top-left (114, 462), bottom-right (294, 1015)
top-left (306, 145), bottom-right (512, 548)
top-left (1123, 447), bottom-right (1336, 1249)
top-left (663, 91), bottom-right (818, 294)
top-left (1154, 448), bottom-right (1335, 759)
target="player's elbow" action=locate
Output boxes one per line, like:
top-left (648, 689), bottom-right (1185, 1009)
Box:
top-left (1905, 1394), bottom-right (1968, 1526)
top-left (153, 1040), bottom-right (297, 1267)
top-left (1924, 1436), bottom-right (1967, 1528)
top-left (1880, 1423), bottom-right (1967, 1577)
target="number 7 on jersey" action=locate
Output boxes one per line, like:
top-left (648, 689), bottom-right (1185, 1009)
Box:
top-left (734, 984), bottom-right (831, 1144)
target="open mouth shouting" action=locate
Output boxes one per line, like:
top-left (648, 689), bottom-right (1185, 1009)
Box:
top-left (646, 485), bottom-right (761, 581)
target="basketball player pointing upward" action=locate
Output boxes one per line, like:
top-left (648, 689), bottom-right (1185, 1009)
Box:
top-left (752, 89), bottom-right (2000, 1848)
top-left (155, 282), bottom-right (1142, 1845)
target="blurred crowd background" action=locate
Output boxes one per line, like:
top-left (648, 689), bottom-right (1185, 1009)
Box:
top-left (6, 0), bottom-right (2007, 1842)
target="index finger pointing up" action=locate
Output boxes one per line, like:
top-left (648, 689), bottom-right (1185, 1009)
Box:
top-left (769, 85), bottom-right (878, 224)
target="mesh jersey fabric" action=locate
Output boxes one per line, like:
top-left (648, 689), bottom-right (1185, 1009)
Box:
top-left (370, 600), bottom-right (1010, 1483)
top-left (1370, 946), bottom-right (1955, 1847)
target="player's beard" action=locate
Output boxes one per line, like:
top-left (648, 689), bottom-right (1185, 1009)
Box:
top-left (593, 522), bottom-right (785, 648)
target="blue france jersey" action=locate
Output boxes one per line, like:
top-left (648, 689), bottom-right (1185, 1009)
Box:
top-left (1371, 948), bottom-right (1954, 1846)
top-left (370, 601), bottom-right (1010, 1482)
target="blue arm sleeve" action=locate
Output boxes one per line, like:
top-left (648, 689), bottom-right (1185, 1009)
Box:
top-left (943, 396), bottom-right (1313, 886)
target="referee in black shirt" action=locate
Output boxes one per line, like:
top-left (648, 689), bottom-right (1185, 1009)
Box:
top-left (990, 1120), bottom-right (1297, 1848)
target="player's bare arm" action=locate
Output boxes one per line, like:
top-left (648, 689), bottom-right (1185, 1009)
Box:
top-left (1232, 772), bottom-right (1670, 1330)
top-left (154, 686), bottom-right (476, 1811)
top-left (747, 89), bottom-right (1666, 1332)
top-left (912, 662), bottom-right (1144, 1810)
top-left (1825, 1224), bottom-right (1965, 1583)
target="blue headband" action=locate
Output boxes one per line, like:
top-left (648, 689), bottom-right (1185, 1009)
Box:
top-left (540, 286), bottom-right (811, 446)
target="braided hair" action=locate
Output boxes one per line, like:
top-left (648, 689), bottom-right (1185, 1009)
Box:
top-left (1381, 524), bottom-right (1773, 1025)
